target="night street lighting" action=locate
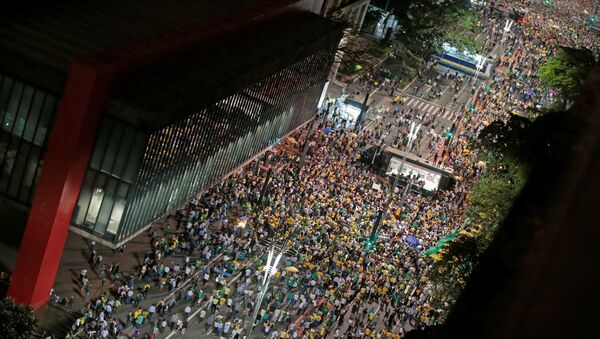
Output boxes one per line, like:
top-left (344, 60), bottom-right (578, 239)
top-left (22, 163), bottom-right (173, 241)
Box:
top-left (474, 54), bottom-right (486, 82)
top-left (246, 245), bottom-right (284, 335)
top-left (501, 18), bottom-right (514, 45)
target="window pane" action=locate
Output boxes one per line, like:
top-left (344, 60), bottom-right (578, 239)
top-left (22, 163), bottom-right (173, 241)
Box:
top-left (12, 86), bottom-right (34, 138)
top-left (29, 157), bottom-right (44, 204)
top-left (123, 132), bottom-right (146, 183)
top-left (72, 171), bottom-right (96, 226)
top-left (0, 131), bottom-right (9, 165)
top-left (89, 118), bottom-right (114, 170)
top-left (85, 174), bottom-right (107, 226)
top-left (112, 126), bottom-right (136, 178)
top-left (0, 77), bottom-right (15, 121)
top-left (116, 181), bottom-right (129, 199)
top-left (100, 122), bottom-right (125, 173)
top-left (33, 95), bottom-right (56, 146)
top-left (7, 142), bottom-right (30, 197)
top-left (0, 136), bottom-right (20, 193)
top-left (18, 146), bottom-right (40, 202)
top-left (22, 91), bottom-right (45, 142)
top-left (85, 187), bottom-right (104, 226)
top-left (95, 178), bottom-right (117, 235)
top-left (2, 82), bottom-right (23, 133)
top-left (107, 199), bottom-right (125, 234)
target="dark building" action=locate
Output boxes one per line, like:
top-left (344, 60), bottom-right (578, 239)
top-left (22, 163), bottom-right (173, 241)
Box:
top-left (0, 0), bottom-right (342, 306)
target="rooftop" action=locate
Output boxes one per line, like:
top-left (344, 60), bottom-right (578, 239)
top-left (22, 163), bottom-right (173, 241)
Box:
top-left (0, 0), bottom-right (344, 131)
top-left (0, 0), bottom-right (300, 93)
top-left (108, 11), bottom-right (342, 131)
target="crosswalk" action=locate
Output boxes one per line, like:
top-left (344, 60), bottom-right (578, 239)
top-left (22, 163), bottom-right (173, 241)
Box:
top-left (402, 96), bottom-right (454, 120)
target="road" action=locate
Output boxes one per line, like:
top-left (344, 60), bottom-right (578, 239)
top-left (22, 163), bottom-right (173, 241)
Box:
top-left (63, 13), bottom-right (516, 339)
top-left (353, 22), bottom-right (511, 165)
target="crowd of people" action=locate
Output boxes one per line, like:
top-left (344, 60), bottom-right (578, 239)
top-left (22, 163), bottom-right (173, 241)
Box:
top-left (48, 1), bottom-right (600, 338)
top-left (61, 109), bottom-right (470, 339)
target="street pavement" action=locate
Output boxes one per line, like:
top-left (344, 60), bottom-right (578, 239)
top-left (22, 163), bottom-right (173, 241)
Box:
top-left (357, 27), bottom-right (511, 164)
top-left (44, 9), bottom-right (525, 339)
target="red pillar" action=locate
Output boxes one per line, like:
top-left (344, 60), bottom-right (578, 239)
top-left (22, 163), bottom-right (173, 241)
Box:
top-left (8, 61), bottom-right (113, 308)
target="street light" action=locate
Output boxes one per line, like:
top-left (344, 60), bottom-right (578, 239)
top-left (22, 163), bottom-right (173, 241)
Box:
top-left (246, 245), bottom-right (284, 335)
top-left (502, 18), bottom-right (513, 44)
top-left (474, 55), bottom-right (486, 83)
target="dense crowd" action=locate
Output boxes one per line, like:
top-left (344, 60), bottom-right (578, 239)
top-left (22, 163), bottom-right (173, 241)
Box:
top-left (62, 124), bottom-right (468, 338)
top-left (52, 1), bottom-right (600, 339)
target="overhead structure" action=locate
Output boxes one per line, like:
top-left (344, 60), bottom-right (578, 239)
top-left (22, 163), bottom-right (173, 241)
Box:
top-left (0, 0), bottom-right (343, 307)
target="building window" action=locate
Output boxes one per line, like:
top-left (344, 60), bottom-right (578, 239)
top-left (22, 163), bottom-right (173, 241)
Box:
top-left (0, 74), bottom-right (57, 204)
top-left (71, 117), bottom-right (146, 240)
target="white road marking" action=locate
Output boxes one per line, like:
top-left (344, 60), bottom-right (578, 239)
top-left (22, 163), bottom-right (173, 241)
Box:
top-left (439, 78), bottom-right (456, 97)
top-left (457, 81), bottom-right (469, 98)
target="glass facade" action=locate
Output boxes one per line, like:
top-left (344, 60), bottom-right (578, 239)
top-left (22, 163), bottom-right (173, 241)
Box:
top-left (0, 74), bottom-right (57, 205)
top-left (72, 43), bottom-right (337, 244)
top-left (71, 118), bottom-right (147, 241)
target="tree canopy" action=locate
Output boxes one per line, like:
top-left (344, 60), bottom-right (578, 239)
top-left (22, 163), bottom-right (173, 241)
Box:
top-left (427, 112), bottom-right (567, 316)
top-left (384, 0), bottom-right (478, 57)
top-left (538, 47), bottom-right (596, 107)
top-left (0, 298), bottom-right (37, 339)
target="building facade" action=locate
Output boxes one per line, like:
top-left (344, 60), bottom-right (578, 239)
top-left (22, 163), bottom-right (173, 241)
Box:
top-left (0, 75), bottom-right (57, 205)
top-left (71, 47), bottom-right (335, 245)
top-left (0, 0), bottom-right (342, 306)
top-left (321, 0), bottom-right (371, 32)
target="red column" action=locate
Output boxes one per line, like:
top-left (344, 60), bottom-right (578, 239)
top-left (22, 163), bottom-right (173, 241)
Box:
top-left (8, 61), bottom-right (113, 308)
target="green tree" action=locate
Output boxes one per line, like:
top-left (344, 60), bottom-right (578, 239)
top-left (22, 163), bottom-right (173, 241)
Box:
top-left (429, 168), bottom-right (523, 313)
top-left (388, 0), bottom-right (476, 57)
top-left (538, 47), bottom-right (596, 109)
top-left (477, 115), bottom-right (534, 177)
top-left (445, 11), bottom-right (483, 53)
top-left (427, 112), bottom-right (568, 316)
top-left (362, 6), bottom-right (384, 35)
top-left (0, 298), bottom-right (37, 339)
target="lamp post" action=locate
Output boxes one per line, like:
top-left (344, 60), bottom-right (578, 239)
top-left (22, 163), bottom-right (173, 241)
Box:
top-left (501, 18), bottom-right (513, 44)
top-left (371, 142), bottom-right (386, 165)
top-left (245, 245), bottom-right (284, 335)
top-left (472, 54), bottom-right (486, 90)
top-left (298, 115), bottom-right (318, 174)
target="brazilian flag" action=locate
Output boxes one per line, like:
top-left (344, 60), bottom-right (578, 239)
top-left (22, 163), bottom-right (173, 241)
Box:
top-left (422, 231), bottom-right (459, 257)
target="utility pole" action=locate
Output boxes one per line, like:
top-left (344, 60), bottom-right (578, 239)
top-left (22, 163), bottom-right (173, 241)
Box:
top-left (298, 116), bottom-right (317, 174)
top-left (258, 167), bottom-right (273, 206)
top-left (353, 91), bottom-right (370, 132)
top-left (370, 172), bottom-right (400, 241)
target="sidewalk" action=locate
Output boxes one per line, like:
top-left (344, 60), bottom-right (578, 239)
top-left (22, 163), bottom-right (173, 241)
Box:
top-left (38, 216), bottom-right (178, 336)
